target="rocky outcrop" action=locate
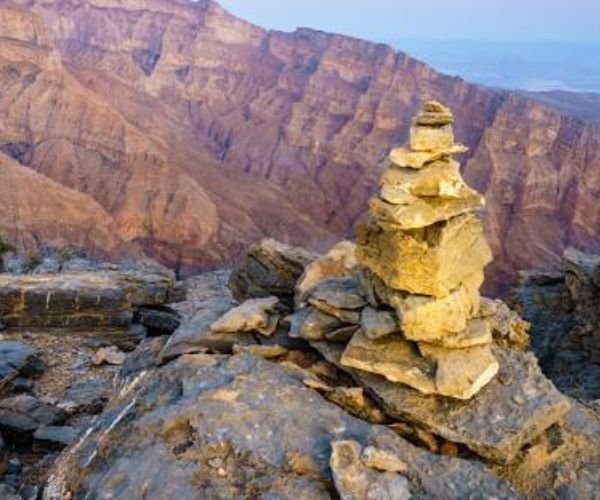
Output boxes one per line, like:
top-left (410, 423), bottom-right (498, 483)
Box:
top-left (512, 248), bottom-right (600, 400)
top-left (0, 0), bottom-right (598, 287)
top-left (0, 270), bottom-right (181, 328)
top-left (0, 253), bottom-right (591, 498)
top-left (43, 353), bottom-right (519, 499)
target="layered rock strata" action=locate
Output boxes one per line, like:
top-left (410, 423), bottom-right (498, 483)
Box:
top-left (0, 270), bottom-right (181, 328)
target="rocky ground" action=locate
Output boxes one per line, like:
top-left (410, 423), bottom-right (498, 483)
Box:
top-left (0, 244), bottom-right (598, 499)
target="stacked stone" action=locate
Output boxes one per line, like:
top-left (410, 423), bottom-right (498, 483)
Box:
top-left (344, 101), bottom-right (497, 400)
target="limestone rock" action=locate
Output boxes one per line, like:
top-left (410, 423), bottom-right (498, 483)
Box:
top-left (389, 145), bottom-right (468, 170)
top-left (210, 297), bottom-right (279, 337)
top-left (326, 325), bottom-right (360, 343)
top-left (326, 388), bottom-right (388, 425)
top-left (418, 344), bottom-right (499, 400)
top-left (415, 102), bottom-right (453, 126)
top-left (295, 241), bottom-right (357, 306)
top-left (0, 341), bottom-right (37, 390)
top-left (0, 395), bottom-right (66, 438)
top-left (314, 341), bottom-right (571, 462)
top-left (91, 346), bottom-right (126, 366)
top-left (340, 330), bottom-right (437, 394)
top-left (330, 440), bottom-right (412, 500)
top-left (0, 270), bottom-right (178, 329)
top-left (484, 300), bottom-right (530, 350)
top-left (387, 274), bottom-right (482, 341)
top-left (228, 239), bottom-right (317, 308)
top-left (369, 193), bottom-right (484, 231)
top-left (361, 307), bottom-right (398, 339)
top-left (232, 344), bottom-right (288, 359)
top-left (160, 298), bottom-right (247, 359)
top-left (410, 123), bottom-right (455, 151)
top-left (357, 215), bottom-right (492, 297)
top-left (419, 318), bottom-right (493, 349)
top-left (361, 446), bottom-right (408, 473)
top-left (380, 160), bottom-right (480, 205)
top-left (43, 354), bottom-right (517, 499)
top-left (295, 308), bottom-right (344, 340)
top-left (309, 278), bottom-right (367, 311)
top-left (308, 298), bottom-right (361, 324)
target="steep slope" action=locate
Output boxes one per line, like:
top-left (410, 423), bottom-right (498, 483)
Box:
top-left (0, 2), bottom-right (336, 273)
top-left (0, 151), bottom-right (133, 261)
top-left (0, 0), bottom-right (598, 290)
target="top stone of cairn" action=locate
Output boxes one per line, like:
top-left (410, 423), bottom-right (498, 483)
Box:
top-left (390, 101), bottom-right (468, 168)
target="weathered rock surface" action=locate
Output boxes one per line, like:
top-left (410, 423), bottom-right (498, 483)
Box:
top-left (61, 379), bottom-right (113, 415)
top-left (421, 318), bottom-right (493, 349)
top-left (0, 271), bottom-right (178, 328)
top-left (309, 278), bottom-right (368, 311)
top-left (161, 297), bottom-right (238, 358)
top-left (330, 440), bottom-right (412, 500)
top-left (314, 341), bottom-right (571, 462)
top-left (33, 426), bottom-right (78, 449)
top-left (360, 307), bottom-right (399, 339)
top-left (357, 215), bottom-right (492, 297)
top-left (91, 346), bottom-right (127, 366)
top-left (369, 195), bottom-right (483, 232)
top-left (386, 275), bottom-right (482, 341)
top-left (418, 343), bottom-right (499, 400)
top-left (295, 241), bottom-right (357, 306)
top-left (136, 306), bottom-right (182, 336)
top-left (0, 341), bottom-right (37, 390)
top-left (228, 239), bottom-right (317, 308)
top-left (0, 396), bottom-right (66, 438)
top-left (211, 297), bottom-right (279, 336)
top-left (512, 249), bottom-right (600, 400)
top-left (340, 330), bottom-right (436, 394)
top-left (43, 354), bottom-right (518, 499)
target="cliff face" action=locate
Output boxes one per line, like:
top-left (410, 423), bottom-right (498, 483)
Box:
top-left (0, 0), bottom-right (598, 289)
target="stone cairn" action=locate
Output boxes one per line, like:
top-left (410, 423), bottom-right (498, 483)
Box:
top-left (298, 101), bottom-right (499, 399)
top-left (208, 102), bottom-right (567, 465)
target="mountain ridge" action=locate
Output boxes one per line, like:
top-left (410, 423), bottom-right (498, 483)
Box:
top-left (0, 0), bottom-right (598, 292)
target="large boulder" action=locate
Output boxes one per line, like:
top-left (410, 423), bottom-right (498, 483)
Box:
top-left (43, 354), bottom-right (517, 499)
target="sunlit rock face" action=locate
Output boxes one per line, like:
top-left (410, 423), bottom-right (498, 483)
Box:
top-left (0, 0), bottom-right (599, 288)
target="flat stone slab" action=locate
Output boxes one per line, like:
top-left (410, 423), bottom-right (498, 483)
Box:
top-left (43, 354), bottom-right (518, 499)
top-left (0, 395), bottom-right (66, 437)
top-left (210, 297), bottom-right (279, 336)
top-left (0, 341), bottom-right (36, 389)
top-left (160, 297), bottom-right (247, 359)
top-left (0, 270), bottom-right (178, 328)
top-left (313, 341), bottom-right (571, 463)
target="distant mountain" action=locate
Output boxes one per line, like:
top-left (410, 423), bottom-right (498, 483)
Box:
top-left (525, 90), bottom-right (600, 126)
top-left (394, 40), bottom-right (600, 93)
top-left (0, 0), bottom-right (599, 293)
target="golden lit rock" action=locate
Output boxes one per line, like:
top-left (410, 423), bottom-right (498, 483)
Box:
top-left (356, 214), bottom-right (492, 297)
top-left (418, 343), bottom-right (499, 400)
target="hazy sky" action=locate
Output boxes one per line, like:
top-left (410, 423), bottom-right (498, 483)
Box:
top-left (218, 0), bottom-right (600, 44)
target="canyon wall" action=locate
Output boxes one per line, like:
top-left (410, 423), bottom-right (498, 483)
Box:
top-left (0, 0), bottom-right (598, 291)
